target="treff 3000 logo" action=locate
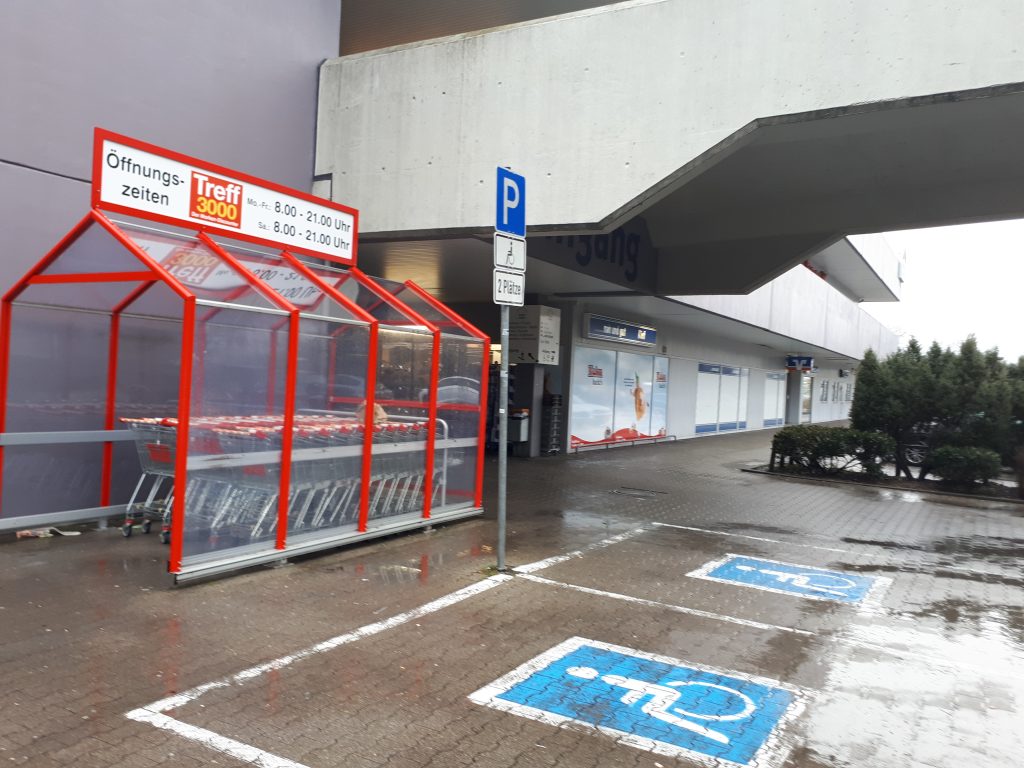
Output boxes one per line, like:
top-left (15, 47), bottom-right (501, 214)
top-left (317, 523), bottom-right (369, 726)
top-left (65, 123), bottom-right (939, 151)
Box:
top-left (189, 172), bottom-right (242, 229)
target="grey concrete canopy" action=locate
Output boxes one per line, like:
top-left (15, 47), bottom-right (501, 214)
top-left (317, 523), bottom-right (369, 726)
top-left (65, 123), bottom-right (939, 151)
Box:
top-left (316, 0), bottom-right (1024, 296)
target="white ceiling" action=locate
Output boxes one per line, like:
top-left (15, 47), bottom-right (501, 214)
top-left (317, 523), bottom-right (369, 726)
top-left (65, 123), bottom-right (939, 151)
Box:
top-left (358, 237), bottom-right (862, 366)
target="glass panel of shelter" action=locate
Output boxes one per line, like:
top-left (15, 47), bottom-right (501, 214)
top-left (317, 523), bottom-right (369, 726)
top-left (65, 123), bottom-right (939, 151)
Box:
top-left (160, 237), bottom-right (347, 562)
top-left (1, 215), bottom-right (183, 524)
top-left (373, 277), bottom-right (486, 513)
top-left (327, 269), bottom-right (440, 523)
top-left (88, 224), bottom-right (297, 566)
top-left (205, 240), bottom-right (377, 540)
top-left (1, 211), bottom-right (483, 573)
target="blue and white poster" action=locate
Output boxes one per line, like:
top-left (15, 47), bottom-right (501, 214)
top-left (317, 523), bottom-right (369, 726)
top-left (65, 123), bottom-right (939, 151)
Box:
top-left (688, 554), bottom-right (890, 605)
top-left (470, 637), bottom-right (805, 767)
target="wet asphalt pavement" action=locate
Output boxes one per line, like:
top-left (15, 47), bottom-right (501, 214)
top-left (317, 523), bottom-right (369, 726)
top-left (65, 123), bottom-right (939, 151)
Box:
top-left (1, 428), bottom-right (1022, 767)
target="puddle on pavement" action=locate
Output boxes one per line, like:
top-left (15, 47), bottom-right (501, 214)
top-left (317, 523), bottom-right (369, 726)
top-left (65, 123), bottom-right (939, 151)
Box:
top-left (843, 483), bottom-right (1023, 511)
top-left (841, 534), bottom-right (1024, 569)
top-left (833, 561), bottom-right (1024, 588)
top-left (800, 610), bottom-right (1024, 767)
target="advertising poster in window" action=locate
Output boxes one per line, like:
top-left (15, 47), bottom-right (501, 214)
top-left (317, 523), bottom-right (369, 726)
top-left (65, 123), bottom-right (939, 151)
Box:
top-left (613, 351), bottom-right (655, 439)
top-left (650, 356), bottom-right (669, 436)
top-left (569, 348), bottom-right (617, 448)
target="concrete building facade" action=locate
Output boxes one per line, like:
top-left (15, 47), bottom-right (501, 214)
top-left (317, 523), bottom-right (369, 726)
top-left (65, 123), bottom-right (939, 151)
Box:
top-left (5, 0), bottom-right (1023, 521)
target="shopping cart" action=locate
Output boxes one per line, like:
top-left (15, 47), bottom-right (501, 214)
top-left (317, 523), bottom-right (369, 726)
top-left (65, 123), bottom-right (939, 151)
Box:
top-left (121, 417), bottom-right (177, 542)
top-left (122, 412), bottom-right (450, 545)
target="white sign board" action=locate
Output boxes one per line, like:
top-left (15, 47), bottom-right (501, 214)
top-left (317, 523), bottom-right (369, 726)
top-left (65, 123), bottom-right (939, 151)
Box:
top-left (93, 129), bottom-right (357, 266)
top-left (509, 305), bottom-right (560, 365)
top-left (493, 269), bottom-right (525, 306)
top-left (494, 233), bottom-right (526, 272)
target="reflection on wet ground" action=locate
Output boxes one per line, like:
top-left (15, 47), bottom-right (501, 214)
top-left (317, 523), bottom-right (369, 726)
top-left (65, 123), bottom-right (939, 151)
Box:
top-left (1, 429), bottom-right (1022, 767)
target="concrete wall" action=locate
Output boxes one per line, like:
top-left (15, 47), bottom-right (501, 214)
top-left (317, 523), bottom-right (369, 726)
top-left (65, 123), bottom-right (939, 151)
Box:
top-left (807, 371), bottom-right (856, 424)
top-left (847, 233), bottom-right (904, 299)
top-left (0, 0), bottom-right (341, 293)
top-left (317, 0), bottom-right (1024, 235)
top-left (677, 265), bottom-right (900, 360)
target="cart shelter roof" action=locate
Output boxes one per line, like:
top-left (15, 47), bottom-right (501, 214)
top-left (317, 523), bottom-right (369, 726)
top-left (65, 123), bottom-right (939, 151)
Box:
top-left (3, 211), bottom-right (457, 331)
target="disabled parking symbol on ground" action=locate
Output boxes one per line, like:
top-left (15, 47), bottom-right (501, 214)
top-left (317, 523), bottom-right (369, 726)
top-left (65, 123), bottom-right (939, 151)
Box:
top-left (687, 554), bottom-right (889, 604)
top-left (469, 637), bottom-right (804, 767)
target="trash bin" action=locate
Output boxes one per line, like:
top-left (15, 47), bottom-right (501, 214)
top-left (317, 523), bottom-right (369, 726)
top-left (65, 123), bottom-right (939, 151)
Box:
top-left (510, 410), bottom-right (530, 443)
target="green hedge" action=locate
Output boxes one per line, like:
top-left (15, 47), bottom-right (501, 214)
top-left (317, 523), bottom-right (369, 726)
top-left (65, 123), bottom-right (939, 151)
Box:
top-left (930, 446), bottom-right (1001, 486)
top-left (771, 425), bottom-right (895, 477)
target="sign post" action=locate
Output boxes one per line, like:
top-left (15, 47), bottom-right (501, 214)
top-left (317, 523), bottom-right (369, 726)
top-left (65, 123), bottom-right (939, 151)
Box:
top-left (494, 167), bottom-right (526, 572)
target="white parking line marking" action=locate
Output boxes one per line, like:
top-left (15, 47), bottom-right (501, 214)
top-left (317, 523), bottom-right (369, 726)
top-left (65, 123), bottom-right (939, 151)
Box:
top-left (126, 574), bottom-right (513, 764)
top-left (126, 709), bottom-right (309, 768)
top-left (651, 522), bottom-right (854, 554)
top-left (517, 573), bottom-right (814, 636)
top-left (145, 574), bottom-right (513, 712)
top-left (513, 527), bottom-right (648, 574)
top-left (517, 573), bottom-right (1019, 675)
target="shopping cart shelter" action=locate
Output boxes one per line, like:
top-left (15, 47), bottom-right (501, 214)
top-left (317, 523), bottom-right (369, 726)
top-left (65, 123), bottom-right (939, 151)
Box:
top-left (0, 130), bottom-right (488, 582)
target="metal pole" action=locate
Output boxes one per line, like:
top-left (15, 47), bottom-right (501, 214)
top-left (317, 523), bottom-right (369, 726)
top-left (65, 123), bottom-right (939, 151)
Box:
top-left (497, 303), bottom-right (509, 571)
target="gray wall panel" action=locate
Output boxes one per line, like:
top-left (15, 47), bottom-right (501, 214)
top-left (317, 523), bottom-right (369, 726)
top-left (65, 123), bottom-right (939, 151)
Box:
top-left (0, 0), bottom-right (341, 292)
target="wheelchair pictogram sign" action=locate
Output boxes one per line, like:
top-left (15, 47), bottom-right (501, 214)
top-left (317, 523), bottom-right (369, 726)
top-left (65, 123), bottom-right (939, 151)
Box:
top-left (469, 637), bottom-right (804, 767)
top-left (687, 554), bottom-right (888, 604)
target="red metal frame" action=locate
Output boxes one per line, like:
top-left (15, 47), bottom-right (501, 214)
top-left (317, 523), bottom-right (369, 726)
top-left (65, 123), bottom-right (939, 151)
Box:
top-left (0, 300), bottom-right (13, 512)
top-left (92, 128), bottom-right (359, 267)
top-left (1, 213), bottom-right (97, 304)
top-left (27, 271), bottom-right (157, 284)
top-left (348, 269), bottom-right (443, 520)
top-left (359, 324), bottom-right (379, 531)
top-left (198, 234), bottom-right (299, 550)
top-left (423, 331), bottom-right (441, 518)
top-left (168, 297), bottom-right (196, 573)
top-left (0, 212), bottom-right (195, 517)
top-left (475, 350), bottom-right (490, 508)
top-left (101, 313), bottom-right (120, 507)
top-left (280, 253), bottom-right (379, 531)
top-left (93, 212), bottom-right (194, 299)
top-left (400, 280), bottom-right (490, 510)
top-left (103, 280), bottom-right (159, 506)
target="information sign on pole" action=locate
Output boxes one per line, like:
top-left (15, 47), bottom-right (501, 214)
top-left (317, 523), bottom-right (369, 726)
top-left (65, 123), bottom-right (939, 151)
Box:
top-left (494, 167), bottom-right (526, 573)
top-left (493, 268), bottom-right (525, 306)
top-left (494, 233), bottom-right (526, 271)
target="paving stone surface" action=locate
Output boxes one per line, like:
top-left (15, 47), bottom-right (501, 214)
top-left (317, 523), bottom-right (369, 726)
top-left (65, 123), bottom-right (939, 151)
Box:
top-left (1, 428), bottom-right (1022, 767)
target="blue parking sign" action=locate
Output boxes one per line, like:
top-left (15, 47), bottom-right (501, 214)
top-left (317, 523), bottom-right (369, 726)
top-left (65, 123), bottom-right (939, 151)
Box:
top-left (470, 638), bottom-right (804, 767)
top-left (496, 167), bottom-right (526, 237)
top-left (688, 554), bottom-right (888, 605)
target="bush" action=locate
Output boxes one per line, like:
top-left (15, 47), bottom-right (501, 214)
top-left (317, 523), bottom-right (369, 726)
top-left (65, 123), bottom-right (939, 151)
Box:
top-left (930, 445), bottom-right (1002, 486)
top-left (771, 425), bottom-right (894, 476)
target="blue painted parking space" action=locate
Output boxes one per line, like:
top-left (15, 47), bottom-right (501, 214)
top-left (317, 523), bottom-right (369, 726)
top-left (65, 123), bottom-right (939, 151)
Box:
top-left (687, 554), bottom-right (887, 604)
top-left (470, 637), bottom-right (803, 767)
